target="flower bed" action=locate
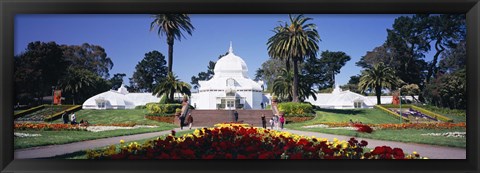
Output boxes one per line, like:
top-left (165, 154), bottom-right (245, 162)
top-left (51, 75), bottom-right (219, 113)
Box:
top-left (303, 122), bottom-right (466, 130)
top-left (87, 123), bottom-right (425, 159)
top-left (14, 123), bottom-right (86, 131)
top-left (286, 116), bottom-right (315, 123)
top-left (145, 115), bottom-right (174, 123)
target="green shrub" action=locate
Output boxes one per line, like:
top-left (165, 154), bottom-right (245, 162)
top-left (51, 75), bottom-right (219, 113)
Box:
top-left (159, 94), bottom-right (167, 104)
top-left (146, 103), bottom-right (182, 114)
top-left (277, 102), bottom-right (313, 116)
top-left (135, 105), bottom-right (146, 109)
top-left (146, 113), bottom-right (173, 117)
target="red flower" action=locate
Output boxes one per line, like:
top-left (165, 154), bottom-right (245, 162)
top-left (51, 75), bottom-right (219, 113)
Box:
top-left (236, 154), bottom-right (248, 159)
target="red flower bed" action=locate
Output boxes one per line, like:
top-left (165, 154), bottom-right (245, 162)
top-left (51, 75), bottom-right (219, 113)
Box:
top-left (88, 124), bottom-right (425, 159)
top-left (14, 123), bottom-right (86, 131)
top-left (352, 123), bottom-right (373, 133)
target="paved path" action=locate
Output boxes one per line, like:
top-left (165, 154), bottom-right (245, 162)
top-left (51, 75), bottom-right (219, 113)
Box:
top-left (14, 127), bottom-right (200, 159)
top-left (283, 129), bottom-right (466, 159)
top-left (15, 127), bottom-right (466, 159)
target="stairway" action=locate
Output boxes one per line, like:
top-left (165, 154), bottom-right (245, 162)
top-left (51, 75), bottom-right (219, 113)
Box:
top-left (174, 110), bottom-right (275, 127)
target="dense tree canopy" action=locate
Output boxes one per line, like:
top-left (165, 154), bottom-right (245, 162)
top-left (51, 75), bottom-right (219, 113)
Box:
top-left (129, 51), bottom-right (168, 92)
top-left (61, 43), bottom-right (114, 79)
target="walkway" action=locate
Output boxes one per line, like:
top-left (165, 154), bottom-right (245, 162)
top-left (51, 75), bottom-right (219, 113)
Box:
top-left (15, 127), bottom-right (466, 159)
top-left (14, 127), bottom-right (200, 159)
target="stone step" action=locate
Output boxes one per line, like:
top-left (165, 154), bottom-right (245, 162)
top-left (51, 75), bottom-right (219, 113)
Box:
top-left (174, 110), bottom-right (277, 127)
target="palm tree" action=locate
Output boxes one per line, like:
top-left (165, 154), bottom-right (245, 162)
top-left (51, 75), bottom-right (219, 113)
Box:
top-left (272, 69), bottom-right (293, 101)
top-left (358, 63), bottom-right (400, 105)
top-left (272, 69), bottom-right (317, 102)
top-left (150, 14), bottom-right (194, 73)
top-left (267, 23), bottom-right (292, 72)
top-left (58, 68), bottom-right (96, 105)
top-left (267, 14), bottom-right (320, 102)
top-left (152, 72), bottom-right (191, 103)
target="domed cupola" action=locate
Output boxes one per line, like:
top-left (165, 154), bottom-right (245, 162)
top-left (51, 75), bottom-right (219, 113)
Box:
top-left (213, 42), bottom-right (249, 78)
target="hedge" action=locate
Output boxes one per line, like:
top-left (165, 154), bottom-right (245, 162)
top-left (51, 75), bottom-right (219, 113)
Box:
top-left (277, 102), bottom-right (313, 116)
top-left (146, 103), bottom-right (183, 114)
top-left (374, 105), bottom-right (410, 122)
top-left (44, 105), bottom-right (82, 122)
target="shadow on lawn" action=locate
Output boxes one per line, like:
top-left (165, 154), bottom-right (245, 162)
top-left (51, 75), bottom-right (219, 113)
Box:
top-left (317, 108), bottom-right (366, 115)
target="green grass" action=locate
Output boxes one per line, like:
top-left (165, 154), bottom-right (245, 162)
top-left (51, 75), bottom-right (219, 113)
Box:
top-left (287, 126), bottom-right (466, 148)
top-left (14, 123), bottom-right (176, 149)
top-left (44, 129), bottom-right (196, 159)
top-left (51, 109), bottom-right (163, 125)
top-left (285, 108), bottom-right (466, 148)
top-left (294, 109), bottom-right (402, 127)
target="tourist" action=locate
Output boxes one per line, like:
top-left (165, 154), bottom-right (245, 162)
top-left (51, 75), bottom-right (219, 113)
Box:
top-left (273, 114), bottom-right (279, 130)
top-left (279, 114), bottom-right (285, 130)
top-left (261, 114), bottom-right (267, 129)
top-left (180, 98), bottom-right (190, 130)
top-left (61, 112), bottom-right (69, 124)
top-left (70, 113), bottom-right (77, 125)
top-left (260, 102), bottom-right (264, 109)
top-left (269, 118), bottom-right (274, 129)
top-left (187, 113), bottom-right (193, 130)
top-left (234, 111), bottom-right (239, 122)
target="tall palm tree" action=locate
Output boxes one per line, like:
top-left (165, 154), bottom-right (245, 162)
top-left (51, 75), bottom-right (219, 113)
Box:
top-left (152, 72), bottom-right (191, 103)
top-left (150, 14), bottom-right (195, 73)
top-left (267, 23), bottom-right (292, 72)
top-left (358, 63), bottom-right (400, 105)
top-left (267, 14), bottom-right (320, 102)
top-left (59, 68), bottom-right (96, 105)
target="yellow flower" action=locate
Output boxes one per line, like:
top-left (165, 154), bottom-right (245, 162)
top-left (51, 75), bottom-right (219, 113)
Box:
top-left (412, 151), bottom-right (418, 155)
top-left (120, 140), bottom-right (125, 144)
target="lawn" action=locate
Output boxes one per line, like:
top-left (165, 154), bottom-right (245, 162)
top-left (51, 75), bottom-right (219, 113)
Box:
top-left (291, 108), bottom-right (402, 128)
top-left (44, 129), bottom-right (196, 159)
top-left (285, 108), bottom-right (466, 148)
top-left (14, 122), bottom-right (176, 149)
top-left (287, 127), bottom-right (466, 148)
top-left (51, 109), bottom-right (163, 125)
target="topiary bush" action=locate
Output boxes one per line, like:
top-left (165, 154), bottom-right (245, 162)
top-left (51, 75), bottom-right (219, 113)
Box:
top-left (277, 102), bottom-right (314, 116)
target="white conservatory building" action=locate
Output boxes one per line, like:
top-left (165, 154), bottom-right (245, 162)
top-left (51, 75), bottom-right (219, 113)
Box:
top-left (82, 84), bottom-right (160, 109)
top-left (190, 43), bottom-right (264, 110)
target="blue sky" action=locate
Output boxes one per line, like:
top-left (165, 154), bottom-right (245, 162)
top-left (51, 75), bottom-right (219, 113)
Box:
top-left (15, 14), bottom-right (435, 87)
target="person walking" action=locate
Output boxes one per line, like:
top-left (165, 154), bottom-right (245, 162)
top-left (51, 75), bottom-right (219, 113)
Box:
top-left (273, 114), bottom-right (279, 130)
top-left (186, 113), bottom-right (193, 130)
top-left (260, 102), bottom-right (264, 110)
top-left (261, 114), bottom-right (267, 129)
top-left (234, 110), bottom-right (239, 122)
top-left (279, 114), bottom-right (285, 130)
top-left (269, 118), bottom-right (274, 129)
top-left (180, 97), bottom-right (190, 130)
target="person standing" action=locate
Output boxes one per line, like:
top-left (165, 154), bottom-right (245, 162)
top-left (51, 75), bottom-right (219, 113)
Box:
top-left (260, 102), bottom-right (264, 110)
top-left (61, 112), bottom-right (69, 124)
top-left (186, 113), bottom-right (193, 130)
top-left (234, 111), bottom-right (239, 122)
top-left (261, 114), bottom-right (267, 129)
